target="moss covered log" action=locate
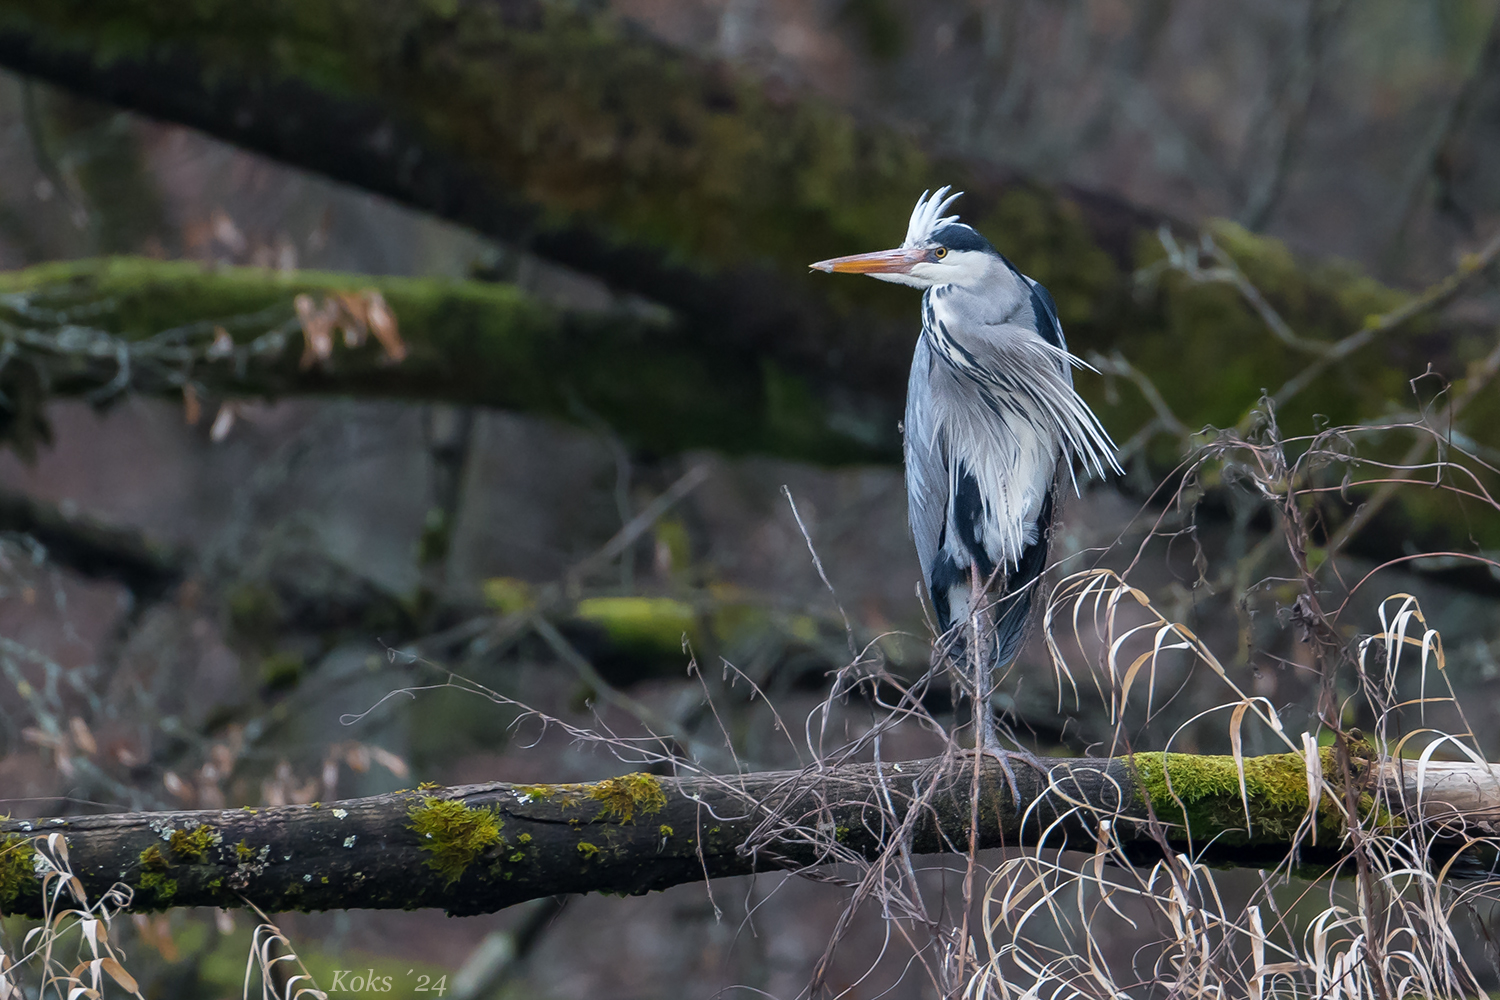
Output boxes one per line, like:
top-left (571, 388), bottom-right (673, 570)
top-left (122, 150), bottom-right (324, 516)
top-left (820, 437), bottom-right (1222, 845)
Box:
top-left (0, 257), bottom-right (878, 462)
top-left (1, 750), bottom-right (1491, 919)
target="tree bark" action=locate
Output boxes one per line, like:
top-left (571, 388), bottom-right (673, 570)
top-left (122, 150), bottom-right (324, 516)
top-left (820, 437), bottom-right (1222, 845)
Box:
top-left (2, 750), bottom-right (1492, 919)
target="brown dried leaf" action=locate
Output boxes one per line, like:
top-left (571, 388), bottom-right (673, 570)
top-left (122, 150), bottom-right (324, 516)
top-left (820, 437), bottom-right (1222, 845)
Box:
top-left (163, 770), bottom-right (193, 802)
top-left (68, 717), bottom-right (97, 756)
top-left (99, 957), bottom-right (140, 996)
top-left (333, 292), bottom-right (370, 348)
top-left (294, 293), bottom-right (336, 370)
top-left (182, 384), bottom-right (201, 425)
top-left (369, 746), bottom-right (409, 779)
top-left (344, 743), bottom-right (370, 772)
top-left (363, 290), bottom-right (405, 363)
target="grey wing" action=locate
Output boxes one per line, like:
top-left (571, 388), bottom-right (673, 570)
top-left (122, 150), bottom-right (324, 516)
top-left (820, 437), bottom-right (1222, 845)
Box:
top-left (1026, 276), bottom-right (1075, 385)
top-left (903, 333), bottom-right (947, 591)
top-left (1025, 277), bottom-right (1065, 351)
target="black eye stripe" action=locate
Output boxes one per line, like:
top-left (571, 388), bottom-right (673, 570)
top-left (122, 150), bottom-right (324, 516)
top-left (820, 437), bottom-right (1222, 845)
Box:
top-left (929, 222), bottom-right (996, 255)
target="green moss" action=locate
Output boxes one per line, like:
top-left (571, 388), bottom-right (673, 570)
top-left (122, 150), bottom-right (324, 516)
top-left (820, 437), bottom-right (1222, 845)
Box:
top-left (0, 834), bottom-right (36, 911)
top-left (514, 785), bottom-right (557, 803)
top-left (137, 846), bottom-right (177, 904)
top-left (168, 824), bottom-right (220, 861)
top-left (575, 597), bottom-right (697, 658)
top-left (577, 842), bottom-right (600, 859)
top-left (1130, 748), bottom-right (1389, 845)
top-left (658, 825), bottom-right (673, 838)
top-left (481, 577), bottom-right (535, 615)
top-left (235, 840), bottom-right (256, 861)
top-left (587, 773), bottom-right (667, 824)
top-left (259, 651), bottom-right (305, 692)
top-left (517, 833), bottom-right (532, 844)
top-left (408, 796), bottom-right (502, 886)
top-left (139, 870), bottom-right (178, 903)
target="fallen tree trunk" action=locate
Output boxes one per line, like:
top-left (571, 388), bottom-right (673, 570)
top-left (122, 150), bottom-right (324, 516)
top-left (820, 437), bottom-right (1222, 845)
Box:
top-left (2, 750), bottom-right (1496, 919)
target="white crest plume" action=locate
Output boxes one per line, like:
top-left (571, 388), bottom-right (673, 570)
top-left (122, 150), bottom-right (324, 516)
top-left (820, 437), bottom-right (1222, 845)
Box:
top-left (902, 186), bottom-right (964, 248)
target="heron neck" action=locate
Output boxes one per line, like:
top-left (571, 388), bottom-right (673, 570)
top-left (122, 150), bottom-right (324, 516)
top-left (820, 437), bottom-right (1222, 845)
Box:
top-left (924, 261), bottom-right (1028, 327)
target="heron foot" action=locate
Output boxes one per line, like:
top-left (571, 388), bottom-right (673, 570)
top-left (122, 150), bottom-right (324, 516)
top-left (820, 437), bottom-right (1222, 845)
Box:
top-left (976, 720), bottom-right (1044, 803)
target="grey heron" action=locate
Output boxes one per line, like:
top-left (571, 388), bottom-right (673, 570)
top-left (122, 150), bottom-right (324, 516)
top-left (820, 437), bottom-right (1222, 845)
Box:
top-left (811, 187), bottom-right (1120, 750)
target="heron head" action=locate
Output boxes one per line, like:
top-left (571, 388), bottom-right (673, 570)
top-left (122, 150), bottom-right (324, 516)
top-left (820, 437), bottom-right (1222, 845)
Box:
top-left (808, 187), bottom-right (1001, 290)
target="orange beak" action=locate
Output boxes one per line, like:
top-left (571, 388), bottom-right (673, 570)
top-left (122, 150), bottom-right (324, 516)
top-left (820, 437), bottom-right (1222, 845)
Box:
top-left (809, 246), bottom-right (927, 275)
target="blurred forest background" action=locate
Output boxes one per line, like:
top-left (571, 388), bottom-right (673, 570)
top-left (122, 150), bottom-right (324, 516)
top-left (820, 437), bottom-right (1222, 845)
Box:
top-left (2, 0), bottom-right (1500, 997)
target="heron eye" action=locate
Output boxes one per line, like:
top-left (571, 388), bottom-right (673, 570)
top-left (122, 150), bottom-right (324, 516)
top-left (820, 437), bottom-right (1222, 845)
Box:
top-left (934, 247), bottom-right (948, 259)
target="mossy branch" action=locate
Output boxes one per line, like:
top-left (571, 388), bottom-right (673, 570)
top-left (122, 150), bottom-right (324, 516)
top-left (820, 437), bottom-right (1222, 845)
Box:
top-left (1, 751), bottom-right (1493, 918)
top-left (0, 257), bottom-right (877, 462)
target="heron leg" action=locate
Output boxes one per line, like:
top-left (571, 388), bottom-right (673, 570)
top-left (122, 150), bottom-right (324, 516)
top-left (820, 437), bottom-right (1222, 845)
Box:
top-left (968, 566), bottom-right (1045, 802)
top-left (972, 566), bottom-right (996, 746)
top-left (968, 564), bottom-right (1001, 753)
